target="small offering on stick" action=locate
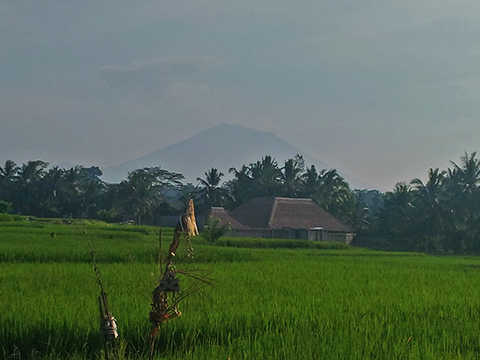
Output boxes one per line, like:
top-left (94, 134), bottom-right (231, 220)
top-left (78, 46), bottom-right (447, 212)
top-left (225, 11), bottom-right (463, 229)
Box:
top-left (149, 199), bottom-right (210, 358)
top-left (90, 245), bottom-right (119, 359)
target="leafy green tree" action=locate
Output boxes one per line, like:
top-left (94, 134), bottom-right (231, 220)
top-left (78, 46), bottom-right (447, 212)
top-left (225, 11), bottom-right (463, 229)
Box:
top-left (48, 166), bottom-right (105, 218)
top-left (98, 183), bottom-right (124, 222)
top-left (119, 167), bottom-right (183, 224)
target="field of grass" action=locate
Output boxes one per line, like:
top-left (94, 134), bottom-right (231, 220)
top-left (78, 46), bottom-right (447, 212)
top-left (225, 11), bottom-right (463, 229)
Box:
top-left (2, 215), bottom-right (480, 359)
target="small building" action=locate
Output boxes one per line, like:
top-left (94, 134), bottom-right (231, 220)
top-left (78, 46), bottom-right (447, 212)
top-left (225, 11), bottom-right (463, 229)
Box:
top-left (204, 197), bottom-right (356, 244)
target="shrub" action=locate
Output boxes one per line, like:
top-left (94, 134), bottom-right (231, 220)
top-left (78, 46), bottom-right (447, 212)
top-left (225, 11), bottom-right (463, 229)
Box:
top-left (0, 214), bottom-right (14, 222)
top-left (202, 216), bottom-right (231, 244)
top-left (95, 208), bottom-right (120, 223)
top-left (0, 200), bottom-right (12, 214)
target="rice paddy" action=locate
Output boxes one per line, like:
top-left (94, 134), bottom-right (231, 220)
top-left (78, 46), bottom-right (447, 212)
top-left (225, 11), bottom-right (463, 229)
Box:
top-left (2, 217), bottom-right (480, 359)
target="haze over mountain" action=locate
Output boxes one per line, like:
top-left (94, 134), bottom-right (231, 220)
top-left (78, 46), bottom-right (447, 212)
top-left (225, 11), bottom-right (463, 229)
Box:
top-left (102, 124), bottom-right (374, 189)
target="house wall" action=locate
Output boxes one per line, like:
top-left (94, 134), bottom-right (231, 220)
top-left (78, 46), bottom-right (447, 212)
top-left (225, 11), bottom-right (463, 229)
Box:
top-left (320, 232), bottom-right (356, 244)
top-left (231, 228), bottom-right (309, 239)
top-left (223, 225), bottom-right (356, 244)
top-left (229, 228), bottom-right (355, 244)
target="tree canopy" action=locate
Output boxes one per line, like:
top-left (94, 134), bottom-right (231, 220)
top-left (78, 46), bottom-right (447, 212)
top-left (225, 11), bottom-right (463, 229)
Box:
top-left (2, 152), bottom-right (480, 254)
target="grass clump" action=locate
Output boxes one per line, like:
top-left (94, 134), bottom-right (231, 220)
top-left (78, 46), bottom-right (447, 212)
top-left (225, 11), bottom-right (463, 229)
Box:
top-left (0, 213), bottom-right (30, 222)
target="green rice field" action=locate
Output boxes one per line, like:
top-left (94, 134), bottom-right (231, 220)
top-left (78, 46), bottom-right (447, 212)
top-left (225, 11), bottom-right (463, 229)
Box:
top-left (2, 216), bottom-right (480, 359)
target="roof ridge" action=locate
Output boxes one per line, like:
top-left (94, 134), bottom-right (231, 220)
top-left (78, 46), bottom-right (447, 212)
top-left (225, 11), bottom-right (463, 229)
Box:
top-left (274, 197), bottom-right (313, 204)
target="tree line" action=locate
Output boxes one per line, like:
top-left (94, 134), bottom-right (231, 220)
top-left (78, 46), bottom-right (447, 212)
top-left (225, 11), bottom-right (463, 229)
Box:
top-left (1, 152), bottom-right (480, 253)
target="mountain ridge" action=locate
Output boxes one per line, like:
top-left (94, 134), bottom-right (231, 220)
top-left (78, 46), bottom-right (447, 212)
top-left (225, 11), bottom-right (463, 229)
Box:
top-left (101, 123), bottom-right (375, 189)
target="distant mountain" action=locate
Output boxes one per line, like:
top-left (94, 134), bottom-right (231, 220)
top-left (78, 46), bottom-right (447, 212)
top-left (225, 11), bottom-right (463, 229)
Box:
top-left (101, 123), bottom-right (373, 189)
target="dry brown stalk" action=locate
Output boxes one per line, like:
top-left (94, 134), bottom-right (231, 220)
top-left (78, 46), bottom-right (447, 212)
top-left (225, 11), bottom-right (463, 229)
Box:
top-left (88, 240), bottom-right (119, 360)
top-left (149, 199), bottom-right (202, 358)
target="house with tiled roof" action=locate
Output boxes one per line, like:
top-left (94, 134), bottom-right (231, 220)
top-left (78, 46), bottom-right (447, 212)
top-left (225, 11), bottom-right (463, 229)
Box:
top-left (204, 197), bottom-right (356, 244)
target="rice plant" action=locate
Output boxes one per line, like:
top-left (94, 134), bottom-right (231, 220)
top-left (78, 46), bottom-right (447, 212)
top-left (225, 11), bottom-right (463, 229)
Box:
top-left (3, 217), bottom-right (480, 359)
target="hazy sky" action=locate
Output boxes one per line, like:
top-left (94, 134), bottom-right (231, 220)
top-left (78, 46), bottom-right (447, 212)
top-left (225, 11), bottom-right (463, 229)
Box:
top-left (2, 1), bottom-right (480, 191)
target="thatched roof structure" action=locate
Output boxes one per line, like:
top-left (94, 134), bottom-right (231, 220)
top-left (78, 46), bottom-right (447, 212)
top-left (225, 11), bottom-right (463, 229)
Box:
top-left (205, 197), bottom-right (355, 243)
top-left (209, 207), bottom-right (248, 229)
top-left (228, 197), bottom-right (353, 233)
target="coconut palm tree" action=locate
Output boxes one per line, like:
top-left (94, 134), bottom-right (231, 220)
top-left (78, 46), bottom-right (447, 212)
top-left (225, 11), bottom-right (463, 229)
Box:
top-left (227, 165), bottom-right (254, 207)
top-left (14, 160), bottom-right (49, 215)
top-left (411, 168), bottom-right (447, 252)
top-left (121, 169), bottom-right (161, 224)
top-left (17, 160), bottom-right (48, 185)
top-left (40, 166), bottom-right (65, 217)
top-left (316, 169), bottom-right (352, 218)
top-left (446, 152), bottom-right (480, 252)
top-left (449, 152), bottom-right (480, 194)
top-left (249, 155), bottom-right (282, 197)
top-left (197, 168), bottom-right (228, 209)
top-left (377, 182), bottom-right (417, 249)
top-left (75, 167), bottom-right (106, 219)
top-left (280, 156), bottom-right (305, 197)
top-left (299, 164), bottom-right (326, 206)
top-left (0, 159), bottom-right (19, 180)
top-left (0, 160), bottom-right (19, 204)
